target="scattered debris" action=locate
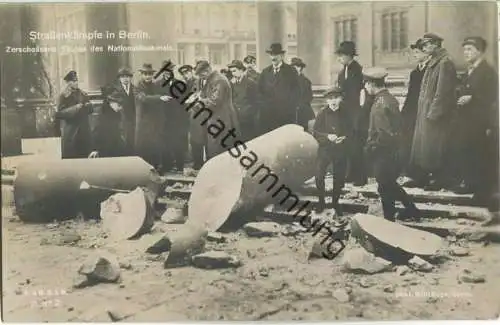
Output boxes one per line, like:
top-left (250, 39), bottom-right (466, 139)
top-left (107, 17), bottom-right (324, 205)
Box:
top-left (72, 274), bottom-right (95, 289)
top-left (310, 235), bottom-right (348, 260)
top-left (449, 246), bottom-right (470, 257)
top-left (383, 284), bottom-right (395, 293)
top-left (243, 222), bottom-right (281, 238)
top-left (457, 269), bottom-right (486, 284)
top-left (281, 223), bottom-right (304, 237)
top-left (59, 232), bottom-right (82, 245)
top-left (78, 255), bottom-right (121, 283)
top-left (207, 232), bottom-right (226, 243)
top-left (118, 261), bottom-right (133, 270)
top-left (107, 309), bottom-right (126, 322)
top-left (191, 251), bottom-right (242, 269)
top-left (350, 214), bottom-right (444, 258)
top-left (164, 224), bottom-right (208, 268)
top-left (160, 207), bottom-right (187, 224)
top-left (395, 265), bottom-right (411, 276)
top-left (333, 288), bottom-right (350, 302)
top-left (342, 247), bottom-right (392, 274)
top-left (358, 278), bottom-right (374, 288)
top-left (100, 187), bottom-right (157, 241)
top-left (408, 256), bottom-right (434, 272)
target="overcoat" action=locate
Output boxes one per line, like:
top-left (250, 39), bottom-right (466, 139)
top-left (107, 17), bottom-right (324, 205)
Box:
top-left (134, 79), bottom-right (165, 167)
top-left (337, 60), bottom-right (364, 130)
top-left (257, 63), bottom-right (300, 133)
top-left (231, 74), bottom-right (258, 140)
top-left (98, 81), bottom-right (136, 157)
top-left (297, 74), bottom-right (315, 128)
top-left (198, 70), bottom-right (240, 159)
top-left (410, 48), bottom-right (457, 171)
top-left (186, 78), bottom-right (206, 145)
top-left (55, 88), bottom-right (92, 159)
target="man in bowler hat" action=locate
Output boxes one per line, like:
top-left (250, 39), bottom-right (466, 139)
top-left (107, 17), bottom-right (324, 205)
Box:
top-left (257, 43), bottom-right (300, 135)
top-left (336, 41), bottom-right (367, 186)
top-left (364, 67), bottom-right (420, 222)
top-left (55, 70), bottom-right (93, 159)
top-left (291, 57), bottom-right (315, 131)
top-left (313, 86), bottom-right (353, 215)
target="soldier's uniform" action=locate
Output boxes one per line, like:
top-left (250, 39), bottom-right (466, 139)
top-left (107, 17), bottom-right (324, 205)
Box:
top-left (313, 87), bottom-right (353, 215)
top-left (55, 70), bottom-right (93, 159)
top-left (364, 68), bottom-right (419, 221)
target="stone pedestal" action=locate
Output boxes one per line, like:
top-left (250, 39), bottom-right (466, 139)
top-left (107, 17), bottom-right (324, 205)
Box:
top-left (256, 2), bottom-right (286, 69)
top-left (297, 2), bottom-right (329, 86)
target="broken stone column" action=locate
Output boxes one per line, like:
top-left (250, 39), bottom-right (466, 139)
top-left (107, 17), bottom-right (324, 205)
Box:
top-left (14, 156), bottom-right (161, 222)
top-left (187, 124), bottom-right (318, 232)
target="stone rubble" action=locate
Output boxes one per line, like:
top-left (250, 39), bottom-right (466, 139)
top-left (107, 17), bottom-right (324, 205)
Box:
top-left (408, 256), bottom-right (434, 272)
top-left (191, 251), bottom-right (242, 269)
top-left (341, 247), bottom-right (392, 274)
top-left (243, 222), bottom-right (281, 238)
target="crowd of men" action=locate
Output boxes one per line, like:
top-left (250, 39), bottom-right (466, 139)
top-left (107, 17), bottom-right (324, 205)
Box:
top-left (55, 34), bottom-right (498, 222)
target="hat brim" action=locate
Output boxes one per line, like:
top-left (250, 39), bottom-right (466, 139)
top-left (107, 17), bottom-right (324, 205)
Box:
top-left (139, 69), bottom-right (156, 73)
top-left (335, 49), bottom-right (357, 56)
top-left (266, 50), bottom-right (286, 55)
top-left (118, 72), bottom-right (133, 77)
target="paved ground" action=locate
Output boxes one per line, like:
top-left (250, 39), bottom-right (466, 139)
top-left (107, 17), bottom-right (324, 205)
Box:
top-left (2, 138), bottom-right (500, 321)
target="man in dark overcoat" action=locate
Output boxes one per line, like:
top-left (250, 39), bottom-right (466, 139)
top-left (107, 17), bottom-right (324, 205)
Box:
top-left (194, 60), bottom-right (240, 159)
top-left (134, 63), bottom-right (170, 170)
top-left (228, 59), bottom-right (258, 142)
top-left (243, 55), bottom-right (260, 82)
top-left (96, 67), bottom-right (136, 157)
top-left (363, 68), bottom-right (420, 222)
top-left (336, 41), bottom-right (367, 186)
top-left (55, 70), bottom-right (93, 159)
top-left (400, 39), bottom-right (430, 182)
top-left (409, 33), bottom-right (457, 191)
top-left (450, 37), bottom-right (498, 202)
top-left (291, 57), bottom-right (315, 131)
top-left (257, 43), bottom-right (300, 135)
top-left (179, 64), bottom-right (206, 171)
top-left (155, 60), bottom-right (189, 173)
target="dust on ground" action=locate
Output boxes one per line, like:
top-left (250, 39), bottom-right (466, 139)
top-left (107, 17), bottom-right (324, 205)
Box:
top-left (3, 203), bottom-right (500, 322)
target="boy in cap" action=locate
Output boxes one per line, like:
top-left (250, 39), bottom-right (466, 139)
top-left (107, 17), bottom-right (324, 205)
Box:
top-left (243, 55), bottom-right (259, 82)
top-left (55, 70), bottom-right (93, 159)
top-left (363, 67), bottom-right (420, 221)
top-left (451, 36), bottom-right (498, 202)
top-left (313, 87), bottom-right (353, 215)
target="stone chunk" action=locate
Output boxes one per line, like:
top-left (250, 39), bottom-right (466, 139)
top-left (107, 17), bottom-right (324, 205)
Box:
top-left (207, 232), bottom-right (226, 243)
top-left (457, 269), bottom-right (486, 284)
top-left (408, 256), bottom-right (434, 272)
top-left (243, 222), bottom-right (281, 237)
top-left (78, 255), bottom-right (121, 283)
top-left (191, 251), bottom-right (242, 269)
top-left (160, 207), bottom-right (187, 224)
top-left (395, 265), bottom-right (411, 276)
top-left (333, 288), bottom-right (350, 302)
top-left (342, 247), bottom-right (392, 274)
top-left (449, 246), bottom-right (470, 257)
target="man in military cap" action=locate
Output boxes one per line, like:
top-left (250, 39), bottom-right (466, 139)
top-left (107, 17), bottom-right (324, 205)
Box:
top-left (450, 36), bottom-right (498, 203)
top-left (96, 67), bottom-right (136, 157)
top-left (55, 70), bottom-right (93, 159)
top-left (313, 86), bottom-right (353, 215)
top-left (228, 59), bottom-right (258, 141)
top-left (335, 41), bottom-right (367, 186)
top-left (410, 33), bottom-right (457, 191)
top-left (134, 63), bottom-right (171, 170)
top-left (179, 64), bottom-right (205, 171)
top-left (364, 67), bottom-right (420, 222)
top-left (291, 57), bottom-right (315, 132)
top-left (243, 55), bottom-right (259, 82)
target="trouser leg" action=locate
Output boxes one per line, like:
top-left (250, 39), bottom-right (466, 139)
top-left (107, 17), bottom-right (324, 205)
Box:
top-left (332, 156), bottom-right (348, 215)
top-left (315, 153), bottom-right (331, 209)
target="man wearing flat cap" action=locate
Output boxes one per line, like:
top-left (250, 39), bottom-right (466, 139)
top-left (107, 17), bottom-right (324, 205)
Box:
top-left (449, 36), bottom-right (498, 203)
top-left (134, 63), bottom-right (172, 170)
top-left (335, 41), bottom-right (367, 186)
top-left (257, 43), bottom-right (300, 135)
top-left (291, 57), bottom-right (314, 131)
top-left (400, 39), bottom-right (430, 182)
top-left (192, 60), bottom-right (240, 159)
top-left (55, 70), bottom-right (93, 159)
top-left (363, 67), bottom-right (420, 222)
top-left (410, 33), bottom-right (457, 191)
top-left (243, 55), bottom-right (259, 82)
top-left (95, 67), bottom-right (136, 158)
top-left (313, 87), bottom-right (353, 215)
top-left (228, 59), bottom-right (258, 141)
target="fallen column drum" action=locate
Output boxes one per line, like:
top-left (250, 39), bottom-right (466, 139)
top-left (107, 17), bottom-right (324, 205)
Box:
top-left (187, 124), bottom-right (319, 232)
top-left (14, 156), bottom-right (159, 222)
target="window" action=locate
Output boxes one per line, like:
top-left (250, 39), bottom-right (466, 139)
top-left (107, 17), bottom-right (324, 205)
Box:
top-left (381, 11), bottom-right (408, 52)
top-left (209, 44), bottom-right (225, 65)
top-left (246, 44), bottom-right (256, 57)
top-left (177, 44), bottom-right (186, 65)
top-left (234, 44), bottom-right (242, 60)
top-left (333, 17), bottom-right (358, 48)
